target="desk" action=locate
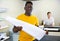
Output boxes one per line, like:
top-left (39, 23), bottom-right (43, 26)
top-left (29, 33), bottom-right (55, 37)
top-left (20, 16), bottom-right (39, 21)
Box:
top-left (44, 26), bottom-right (60, 32)
top-left (44, 26), bottom-right (60, 36)
top-left (40, 35), bottom-right (60, 41)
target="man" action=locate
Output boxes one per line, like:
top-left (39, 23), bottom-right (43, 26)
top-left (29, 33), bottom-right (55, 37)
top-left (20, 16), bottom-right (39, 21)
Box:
top-left (13, 1), bottom-right (39, 41)
top-left (44, 12), bottom-right (54, 27)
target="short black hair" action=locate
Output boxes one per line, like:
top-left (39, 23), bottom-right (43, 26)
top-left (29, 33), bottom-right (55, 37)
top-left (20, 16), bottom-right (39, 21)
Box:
top-left (25, 1), bottom-right (33, 6)
top-left (47, 12), bottom-right (51, 15)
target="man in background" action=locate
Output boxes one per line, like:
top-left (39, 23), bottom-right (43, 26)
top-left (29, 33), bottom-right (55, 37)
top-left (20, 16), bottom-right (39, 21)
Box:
top-left (44, 12), bottom-right (54, 27)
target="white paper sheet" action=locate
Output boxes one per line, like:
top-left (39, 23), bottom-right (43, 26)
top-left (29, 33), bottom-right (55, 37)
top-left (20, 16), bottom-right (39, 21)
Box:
top-left (44, 28), bottom-right (59, 31)
top-left (0, 26), bottom-right (8, 29)
top-left (3, 16), bottom-right (46, 40)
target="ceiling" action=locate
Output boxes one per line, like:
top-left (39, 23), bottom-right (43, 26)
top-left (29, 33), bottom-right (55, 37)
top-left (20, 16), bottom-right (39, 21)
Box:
top-left (23, 0), bottom-right (39, 1)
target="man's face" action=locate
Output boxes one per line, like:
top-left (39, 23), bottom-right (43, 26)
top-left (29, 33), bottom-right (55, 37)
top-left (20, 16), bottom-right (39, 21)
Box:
top-left (24, 3), bottom-right (33, 14)
top-left (47, 13), bottom-right (51, 18)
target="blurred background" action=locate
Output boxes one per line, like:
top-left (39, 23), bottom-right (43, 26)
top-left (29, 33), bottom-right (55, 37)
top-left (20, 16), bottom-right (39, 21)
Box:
top-left (0, 0), bottom-right (60, 26)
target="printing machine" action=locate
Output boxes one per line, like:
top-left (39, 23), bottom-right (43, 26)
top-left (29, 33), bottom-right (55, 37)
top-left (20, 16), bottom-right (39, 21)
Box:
top-left (40, 26), bottom-right (60, 41)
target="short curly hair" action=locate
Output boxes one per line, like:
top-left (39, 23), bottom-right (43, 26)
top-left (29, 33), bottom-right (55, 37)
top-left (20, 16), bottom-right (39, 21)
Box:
top-left (25, 1), bottom-right (33, 6)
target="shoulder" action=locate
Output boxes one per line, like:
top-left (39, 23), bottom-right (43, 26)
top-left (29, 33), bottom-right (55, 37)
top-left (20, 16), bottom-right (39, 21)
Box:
top-left (17, 14), bottom-right (25, 17)
top-left (31, 15), bottom-right (38, 19)
top-left (51, 17), bottom-right (54, 20)
top-left (16, 13), bottom-right (24, 19)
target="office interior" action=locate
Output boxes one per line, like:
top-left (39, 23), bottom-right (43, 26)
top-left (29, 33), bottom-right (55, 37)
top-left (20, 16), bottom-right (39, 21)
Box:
top-left (0, 0), bottom-right (60, 41)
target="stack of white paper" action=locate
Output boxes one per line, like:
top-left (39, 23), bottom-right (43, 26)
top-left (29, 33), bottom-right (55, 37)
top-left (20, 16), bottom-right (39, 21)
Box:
top-left (3, 16), bottom-right (46, 40)
top-left (0, 26), bottom-right (8, 29)
top-left (44, 28), bottom-right (59, 31)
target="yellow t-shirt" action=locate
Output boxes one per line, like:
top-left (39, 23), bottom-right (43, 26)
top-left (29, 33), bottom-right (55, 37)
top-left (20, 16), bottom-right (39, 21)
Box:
top-left (17, 14), bottom-right (39, 41)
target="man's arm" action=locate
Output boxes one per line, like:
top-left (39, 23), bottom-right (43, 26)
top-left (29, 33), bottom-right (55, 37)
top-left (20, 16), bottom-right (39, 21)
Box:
top-left (51, 22), bottom-right (54, 26)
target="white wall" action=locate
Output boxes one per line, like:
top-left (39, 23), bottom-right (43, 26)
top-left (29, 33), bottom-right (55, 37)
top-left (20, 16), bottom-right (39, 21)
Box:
top-left (0, 0), bottom-right (24, 17)
top-left (38, 0), bottom-right (60, 26)
top-left (0, 0), bottom-right (60, 26)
